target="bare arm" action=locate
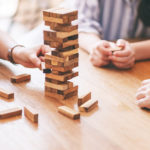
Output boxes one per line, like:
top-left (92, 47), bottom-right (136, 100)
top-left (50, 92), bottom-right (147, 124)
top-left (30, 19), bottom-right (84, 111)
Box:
top-left (0, 30), bottom-right (17, 60)
top-left (131, 40), bottom-right (150, 61)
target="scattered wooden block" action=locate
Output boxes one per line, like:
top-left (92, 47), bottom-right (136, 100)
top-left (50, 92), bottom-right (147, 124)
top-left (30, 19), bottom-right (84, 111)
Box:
top-left (58, 106), bottom-right (80, 119)
top-left (11, 74), bottom-right (31, 83)
top-left (78, 92), bottom-right (91, 106)
top-left (79, 99), bottom-right (98, 112)
top-left (24, 106), bottom-right (38, 123)
top-left (0, 107), bottom-right (22, 119)
top-left (0, 88), bottom-right (14, 99)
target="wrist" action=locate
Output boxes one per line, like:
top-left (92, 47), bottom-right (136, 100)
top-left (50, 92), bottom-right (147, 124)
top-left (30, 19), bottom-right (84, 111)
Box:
top-left (8, 45), bottom-right (25, 64)
top-left (12, 46), bottom-right (26, 64)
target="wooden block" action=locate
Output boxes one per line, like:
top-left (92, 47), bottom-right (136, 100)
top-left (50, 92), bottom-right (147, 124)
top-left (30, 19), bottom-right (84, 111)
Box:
top-left (45, 53), bottom-right (78, 63)
top-left (79, 99), bottom-right (98, 112)
top-left (45, 89), bottom-right (77, 100)
top-left (78, 92), bottom-right (91, 106)
top-left (45, 53), bottom-right (69, 62)
top-left (11, 74), bottom-right (31, 83)
top-left (0, 88), bottom-right (14, 99)
top-left (43, 16), bottom-right (66, 24)
top-left (45, 85), bottom-right (78, 96)
top-left (43, 7), bottom-right (78, 18)
top-left (46, 71), bottom-right (78, 82)
top-left (51, 60), bottom-right (58, 65)
top-left (58, 48), bottom-right (78, 57)
top-left (58, 106), bottom-right (80, 119)
top-left (45, 81), bottom-right (71, 90)
top-left (0, 107), bottom-right (22, 119)
top-left (24, 106), bottom-right (38, 123)
top-left (45, 62), bottom-right (78, 72)
top-left (46, 22), bottom-right (78, 32)
top-left (57, 44), bottom-right (79, 52)
top-left (48, 39), bottom-right (78, 49)
top-left (44, 31), bottom-right (68, 43)
top-left (48, 29), bottom-right (78, 39)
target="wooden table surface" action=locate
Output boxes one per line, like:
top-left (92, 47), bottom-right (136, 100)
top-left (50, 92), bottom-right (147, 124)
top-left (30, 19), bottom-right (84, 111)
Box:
top-left (1, 50), bottom-right (150, 150)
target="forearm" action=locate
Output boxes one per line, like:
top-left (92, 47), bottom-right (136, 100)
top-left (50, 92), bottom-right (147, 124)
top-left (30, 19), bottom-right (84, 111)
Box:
top-left (79, 32), bottom-right (101, 53)
top-left (131, 40), bottom-right (150, 61)
top-left (0, 31), bottom-right (17, 60)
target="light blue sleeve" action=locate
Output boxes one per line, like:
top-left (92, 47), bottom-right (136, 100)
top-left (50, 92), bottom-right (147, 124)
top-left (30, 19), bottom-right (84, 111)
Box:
top-left (62, 0), bottom-right (102, 36)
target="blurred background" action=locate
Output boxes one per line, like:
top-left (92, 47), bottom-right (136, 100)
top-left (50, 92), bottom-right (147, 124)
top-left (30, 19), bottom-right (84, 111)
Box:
top-left (0, 0), bottom-right (63, 40)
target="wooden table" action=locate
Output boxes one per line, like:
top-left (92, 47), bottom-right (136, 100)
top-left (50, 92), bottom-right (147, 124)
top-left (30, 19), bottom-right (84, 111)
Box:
top-left (0, 50), bottom-right (150, 150)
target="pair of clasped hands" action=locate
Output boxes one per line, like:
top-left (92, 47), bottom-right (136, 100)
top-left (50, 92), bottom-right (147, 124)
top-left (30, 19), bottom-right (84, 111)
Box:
top-left (89, 39), bottom-right (150, 109)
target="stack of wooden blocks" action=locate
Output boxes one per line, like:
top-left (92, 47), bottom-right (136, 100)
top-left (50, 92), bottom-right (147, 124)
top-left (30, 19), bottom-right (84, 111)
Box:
top-left (43, 7), bottom-right (79, 100)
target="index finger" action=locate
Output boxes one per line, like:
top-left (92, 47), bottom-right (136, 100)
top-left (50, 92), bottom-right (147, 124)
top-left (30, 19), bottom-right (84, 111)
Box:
top-left (97, 46), bottom-right (112, 56)
top-left (113, 49), bottom-right (131, 57)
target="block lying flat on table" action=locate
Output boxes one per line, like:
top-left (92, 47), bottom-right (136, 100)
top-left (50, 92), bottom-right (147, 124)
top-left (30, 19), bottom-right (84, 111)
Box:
top-left (11, 74), bottom-right (31, 83)
top-left (24, 106), bottom-right (38, 123)
top-left (45, 53), bottom-right (69, 62)
top-left (0, 107), bottom-right (22, 119)
top-left (0, 88), bottom-right (14, 99)
top-left (79, 99), bottom-right (98, 112)
top-left (78, 92), bottom-right (91, 106)
top-left (45, 85), bottom-right (78, 95)
top-left (58, 106), bottom-right (80, 119)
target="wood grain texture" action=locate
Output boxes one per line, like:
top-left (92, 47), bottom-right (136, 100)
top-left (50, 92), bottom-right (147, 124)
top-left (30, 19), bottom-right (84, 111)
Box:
top-left (1, 48), bottom-right (150, 150)
top-left (79, 99), bottom-right (98, 112)
top-left (58, 106), bottom-right (80, 119)
top-left (0, 107), bottom-right (22, 119)
top-left (0, 88), bottom-right (14, 99)
top-left (10, 74), bottom-right (31, 83)
top-left (78, 92), bottom-right (91, 106)
top-left (24, 106), bottom-right (38, 123)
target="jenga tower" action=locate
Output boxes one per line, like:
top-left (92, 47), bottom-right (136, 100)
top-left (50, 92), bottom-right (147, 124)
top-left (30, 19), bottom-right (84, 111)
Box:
top-left (43, 7), bottom-right (79, 100)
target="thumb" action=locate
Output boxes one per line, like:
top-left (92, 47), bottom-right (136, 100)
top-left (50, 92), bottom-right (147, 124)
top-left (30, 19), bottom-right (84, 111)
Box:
top-left (29, 54), bottom-right (41, 68)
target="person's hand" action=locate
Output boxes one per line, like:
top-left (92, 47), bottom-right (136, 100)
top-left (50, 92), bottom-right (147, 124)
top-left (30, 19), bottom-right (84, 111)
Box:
top-left (108, 39), bottom-right (135, 69)
top-left (90, 40), bottom-right (112, 67)
top-left (13, 45), bottom-right (51, 68)
top-left (136, 79), bottom-right (150, 109)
